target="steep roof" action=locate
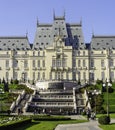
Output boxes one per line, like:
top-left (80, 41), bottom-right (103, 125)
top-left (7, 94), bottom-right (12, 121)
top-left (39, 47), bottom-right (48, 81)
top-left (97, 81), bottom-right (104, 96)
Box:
top-left (32, 15), bottom-right (85, 50)
top-left (91, 35), bottom-right (115, 49)
top-left (0, 36), bottom-right (31, 50)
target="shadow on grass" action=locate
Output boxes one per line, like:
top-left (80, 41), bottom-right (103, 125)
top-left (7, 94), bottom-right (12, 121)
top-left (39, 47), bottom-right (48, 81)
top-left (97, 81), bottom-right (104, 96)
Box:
top-left (14, 121), bottom-right (40, 130)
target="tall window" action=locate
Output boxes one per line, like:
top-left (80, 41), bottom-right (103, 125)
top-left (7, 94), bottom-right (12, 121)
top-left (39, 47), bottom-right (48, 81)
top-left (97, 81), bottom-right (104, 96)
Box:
top-left (33, 72), bottom-right (35, 80)
top-left (101, 60), bottom-right (105, 67)
top-left (33, 60), bottom-right (35, 67)
top-left (42, 60), bottom-right (45, 67)
top-left (83, 60), bottom-right (86, 67)
top-left (110, 71), bottom-right (114, 80)
top-left (38, 72), bottom-right (40, 80)
top-left (90, 59), bottom-right (94, 67)
top-left (38, 51), bottom-right (40, 56)
top-left (83, 72), bottom-right (86, 80)
top-left (52, 59), bottom-right (56, 67)
top-left (24, 72), bottom-right (27, 81)
top-left (57, 60), bottom-right (61, 67)
top-left (78, 60), bottom-right (81, 67)
top-left (14, 72), bottom-right (18, 80)
top-left (73, 59), bottom-right (76, 67)
top-left (66, 72), bottom-right (69, 80)
top-left (63, 59), bottom-right (67, 67)
top-left (6, 60), bottom-right (9, 68)
top-left (38, 60), bottom-right (40, 67)
top-left (101, 71), bottom-right (105, 80)
top-left (6, 72), bottom-right (9, 80)
top-left (89, 72), bottom-right (94, 80)
top-left (50, 72), bottom-right (52, 80)
top-left (110, 59), bottom-right (114, 67)
top-left (42, 72), bottom-right (45, 80)
top-left (24, 60), bottom-right (28, 68)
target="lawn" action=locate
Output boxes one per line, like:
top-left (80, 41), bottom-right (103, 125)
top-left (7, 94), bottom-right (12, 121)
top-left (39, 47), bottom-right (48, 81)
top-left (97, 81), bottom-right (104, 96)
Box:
top-left (100, 123), bottom-right (115, 130)
top-left (15, 120), bottom-right (87, 130)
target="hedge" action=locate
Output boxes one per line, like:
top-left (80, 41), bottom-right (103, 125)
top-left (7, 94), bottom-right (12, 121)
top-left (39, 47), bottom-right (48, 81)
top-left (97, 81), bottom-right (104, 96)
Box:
top-left (0, 118), bottom-right (31, 130)
top-left (98, 115), bottom-right (110, 125)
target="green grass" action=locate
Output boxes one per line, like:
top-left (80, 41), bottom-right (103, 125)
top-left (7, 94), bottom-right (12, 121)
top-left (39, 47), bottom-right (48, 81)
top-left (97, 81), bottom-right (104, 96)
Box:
top-left (15, 120), bottom-right (87, 130)
top-left (100, 123), bottom-right (115, 130)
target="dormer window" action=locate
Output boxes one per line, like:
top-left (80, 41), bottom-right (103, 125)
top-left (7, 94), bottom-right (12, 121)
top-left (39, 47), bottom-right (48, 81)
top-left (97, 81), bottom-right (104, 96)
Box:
top-left (12, 43), bottom-right (15, 46)
top-left (3, 43), bottom-right (6, 46)
top-left (106, 43), bottom-right (109, 45)
top-left (21, 43), bottom-right (24, 46)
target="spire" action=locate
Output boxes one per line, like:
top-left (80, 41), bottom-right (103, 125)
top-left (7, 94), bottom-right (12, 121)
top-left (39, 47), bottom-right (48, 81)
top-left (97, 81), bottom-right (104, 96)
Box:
top-left (92, 27), bottom-right (94, 37)
top-left (53, 9), bottom-right (55, 20)
top-left (26, 30), bottom-right (28, 37)
top-left (80, 17), bottom-right (82, 25)
top-left (63, 9), bottom-right (66, 19)
top-left (37, 17), bottom-right (39, 27)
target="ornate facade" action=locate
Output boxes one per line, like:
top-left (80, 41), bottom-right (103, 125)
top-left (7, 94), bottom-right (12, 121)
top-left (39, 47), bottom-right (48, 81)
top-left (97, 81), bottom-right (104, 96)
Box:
top-left (0, 14), bottom-right (115, 84)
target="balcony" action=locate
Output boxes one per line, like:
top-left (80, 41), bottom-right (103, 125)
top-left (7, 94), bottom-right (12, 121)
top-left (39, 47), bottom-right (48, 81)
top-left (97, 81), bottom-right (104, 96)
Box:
top-left (24, 67), bottom-right (29, 70)
top-left (6, 67), bottom-right (10, 70)
top-left (14, 67), bottom-right (19, 70)
top-left (101, 67), bottom-right (106, 70)
top-left (32, 67), bottom-right (37, 70)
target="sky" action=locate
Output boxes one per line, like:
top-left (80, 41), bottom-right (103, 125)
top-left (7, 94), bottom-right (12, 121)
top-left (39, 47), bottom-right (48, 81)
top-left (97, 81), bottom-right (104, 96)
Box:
top-left (0, 0), bottom-right (115, 43)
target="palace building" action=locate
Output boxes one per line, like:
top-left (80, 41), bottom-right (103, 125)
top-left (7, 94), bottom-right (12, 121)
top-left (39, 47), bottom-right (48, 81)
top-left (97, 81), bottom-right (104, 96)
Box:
top-left (0, 14), bottom-right (115, 84)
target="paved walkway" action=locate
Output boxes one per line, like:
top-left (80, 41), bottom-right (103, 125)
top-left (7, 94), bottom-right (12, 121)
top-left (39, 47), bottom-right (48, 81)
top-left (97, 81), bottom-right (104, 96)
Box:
top-left (55, 115), bottom-right (102, 130)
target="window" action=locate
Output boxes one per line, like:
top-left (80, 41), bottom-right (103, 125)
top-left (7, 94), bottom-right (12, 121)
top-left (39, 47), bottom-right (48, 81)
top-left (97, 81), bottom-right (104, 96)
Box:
top-left (110, 59), bottom-right (114, 67)
top-left (101, 71), bottom-right (105, 80)
top-left (78, 60), bottom-right (81, 67)
top-left (6, 72), bottom-right (9, 80)
top-left (110, 71), bottom-right (114, 80)
top-left (101, 60), bottom-right (105, 67)
top-left (38, 60), bottom-right (40, 67)
top-left (24, 60), bottom-right (28, 68)
top-left (33, 72), bottom-right (35, 80)
top-left (33, 51), bottom-right (35, 56)
top-left (42, 72), bottom-right (45, 80)
top-left (33, 60), bottom-right (35, 67)
top-left (6, 60), bottom-right (9, 68)
top-left (90, 59), bottom-right (94, 67)
top-left (43, 51), bottom-right (45, 56)
top-left (42, 60), bottom-right (45, 67)
top-left (66, 72), bottom-right (69, 80)
top-left (63, 59), bottom-right (67, 67)
top-left (89, 72), bottom-right (94, 81)
top-left (83, 72), bottom-right (86, 80)
top-left (38, 51), bottom-right (40, 56)
top-left (52, 59), bottom-right (56, 67)
top-left (50, 72), bottom-right (52, 80)
top-left (83, 51), bottom-right (85, 56)
top-left (14, 72), bottom-right (18, 80)
top-left (57, 60), bottom-right (61, 67)
top-left (83, 60), bottom-right (86, 67)
top-left (61, 72), bottom-right (63, 80)
top-left (38, 72), bottom-right (40, 80)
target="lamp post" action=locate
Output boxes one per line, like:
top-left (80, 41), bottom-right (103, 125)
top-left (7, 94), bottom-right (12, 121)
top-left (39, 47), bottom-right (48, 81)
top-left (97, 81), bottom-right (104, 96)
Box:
top-left (92, 90), bottom-right (99, 115)
top-left (103, 80), bottom-right (112, 116)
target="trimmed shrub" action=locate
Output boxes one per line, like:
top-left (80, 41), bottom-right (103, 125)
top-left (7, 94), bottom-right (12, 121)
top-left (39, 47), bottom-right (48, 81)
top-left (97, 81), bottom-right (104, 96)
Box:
top-left (0, 118), bottom-right (31, 130)
top-left (32, 115), bottom-right (71, 121)
top-left (98, 115), bottom-right (110, 125)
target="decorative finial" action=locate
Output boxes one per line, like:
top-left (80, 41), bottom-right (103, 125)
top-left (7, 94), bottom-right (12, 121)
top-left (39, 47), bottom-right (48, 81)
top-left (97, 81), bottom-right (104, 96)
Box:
top-left (92, 27), bottom-right (94, 37)
top-left (53, 9), bottom-right (55, 20)
top-left (80, 17), bottom-right (82, 25)
top-left (63, 9), bottom-right (66, 19)
top-left (26, 30), bottom-right (28, 37)
top-left (37, 17), bottom-right (39, 27)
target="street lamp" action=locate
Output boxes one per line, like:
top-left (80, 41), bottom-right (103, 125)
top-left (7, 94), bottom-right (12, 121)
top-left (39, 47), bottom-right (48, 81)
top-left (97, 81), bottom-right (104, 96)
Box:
top-left (92, 90), bottom-right (99, 115)
top-left (103, 80), bottom-right (112, 116)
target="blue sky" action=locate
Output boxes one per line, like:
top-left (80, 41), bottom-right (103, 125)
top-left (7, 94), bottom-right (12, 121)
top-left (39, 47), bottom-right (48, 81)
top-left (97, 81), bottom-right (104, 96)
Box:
top-left (0, 0), bottom-right (115, 43)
